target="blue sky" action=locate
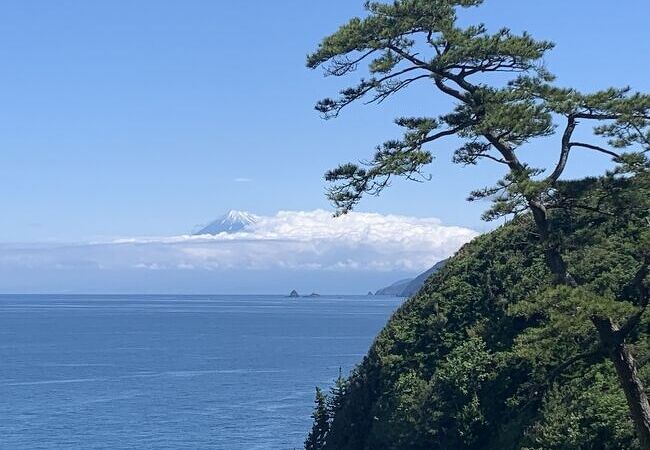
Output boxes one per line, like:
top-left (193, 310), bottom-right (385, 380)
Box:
top-left (0, 1), bottom-right (648, 293)
top-left (2, 1), bottom-right (648, 241)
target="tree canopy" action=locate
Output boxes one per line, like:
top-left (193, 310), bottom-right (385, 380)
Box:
top-left (307, 0), bottom-right (650, 218)
top-left (307, 0), bottom-right (650, 447)
top-left (310, 172), bottom-right (650, 450)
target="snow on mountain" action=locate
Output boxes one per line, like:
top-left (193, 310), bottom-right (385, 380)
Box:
top-left (193, 210), bottom-right (258, 235)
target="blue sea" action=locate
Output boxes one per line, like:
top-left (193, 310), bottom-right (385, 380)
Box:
top-left (0, 294), bottom-right (402, 449)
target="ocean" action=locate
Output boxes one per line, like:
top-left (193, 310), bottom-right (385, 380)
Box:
top-left (0, 294), bottom-right (402, 449)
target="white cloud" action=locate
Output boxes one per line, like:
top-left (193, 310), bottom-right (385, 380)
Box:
top-left (233, 177), bottom-right (253, 183)
top-left (0, 210), bottom-right (478, 273)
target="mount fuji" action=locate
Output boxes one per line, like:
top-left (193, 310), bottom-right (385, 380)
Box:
top-left (193, 210), bottom-right (258, 235)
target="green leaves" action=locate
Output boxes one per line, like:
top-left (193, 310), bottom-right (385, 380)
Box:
top-left (470, 86), bottom-right (555, 146)
top-left (522, 365), bottom-right (638, 450)
top-left (324, 140), bottom-right (433, 214)
top-left (305, 387), bottom-right (331, 450)
top-left (437, 26), bottom-right (554, 74)
top-left (369, 50), bottom-right (402, 74)
top-left (318, 174), bottom-right (650, 449)
top-left (325, 115), bottom-right (448, 213)
top-left (308, 2), bottom-right (650, 446)
top-left (308, 0), bottom-right (557, 214)
top-left (310, 0), bottom-right (650, 216)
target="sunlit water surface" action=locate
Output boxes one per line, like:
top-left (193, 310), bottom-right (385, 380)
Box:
top-left (0, 294), bottom-right (401, 449)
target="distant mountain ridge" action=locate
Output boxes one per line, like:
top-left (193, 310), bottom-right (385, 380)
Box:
top-left (193, 210), bottom-right (258, 235)
top-left (374, 278), bottom-right (413, 296)
top-left (376, 259), bottom-right (448, 297)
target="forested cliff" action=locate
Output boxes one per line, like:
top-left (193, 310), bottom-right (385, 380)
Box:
top-left (307, 173), bottom-right (650, 449)
top-left (305, 1), bottom-right (650, 447)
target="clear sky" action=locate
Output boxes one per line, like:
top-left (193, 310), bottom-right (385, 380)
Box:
top-left (0, 1), bottom-right (648, 293)
top-left (1, 1), bottom-right (648, 242)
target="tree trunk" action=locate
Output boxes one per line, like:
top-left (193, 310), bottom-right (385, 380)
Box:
top-left (526, 199), bottom-right (650, 446)
top-left (593, 316), bottom-right (650, 449)
top-left (529, 201), bottom-right (578, 287)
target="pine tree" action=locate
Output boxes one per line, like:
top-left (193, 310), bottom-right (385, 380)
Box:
top-left (305, 387), bottom-right (330, 450)
top-left (328, 367), bottom-right (348, 416)
top-left (308, 0), bottom-right (650, 445)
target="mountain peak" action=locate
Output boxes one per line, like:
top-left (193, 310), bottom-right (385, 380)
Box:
top-left (194, 210), bottom-right (258, 235)
top-left (224, 210), bottom-right (257, 222)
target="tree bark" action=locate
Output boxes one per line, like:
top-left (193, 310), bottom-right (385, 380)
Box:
top-left (527, 197), bottom-right (650, 447)
top-left (528, 200), bottom-right (577, 287)
top-left (593, 316), bottom-right (650, 449)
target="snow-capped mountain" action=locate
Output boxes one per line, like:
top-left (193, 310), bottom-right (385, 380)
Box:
top-left (193, 210), bottom-right (258, 235)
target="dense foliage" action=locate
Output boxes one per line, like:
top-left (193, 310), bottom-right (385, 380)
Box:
top-left (305, 388), bottom-right (330, 450)
top-left (306, 0), bottom-right (650, 445)
top-left (306, 172), bottom-right (650, 449)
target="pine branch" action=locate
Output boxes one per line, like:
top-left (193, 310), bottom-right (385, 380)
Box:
top-left (569, 142), bottom-right (622, 161)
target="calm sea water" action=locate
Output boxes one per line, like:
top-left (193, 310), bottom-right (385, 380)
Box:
top-left (0, 294), bottom-right (401, 450)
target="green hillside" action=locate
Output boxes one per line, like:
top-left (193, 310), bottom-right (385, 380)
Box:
top-left (307, 172), bottom-right (650, 449)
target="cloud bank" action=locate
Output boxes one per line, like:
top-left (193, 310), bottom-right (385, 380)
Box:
top-left (0, 211), bottom-right (478, 276)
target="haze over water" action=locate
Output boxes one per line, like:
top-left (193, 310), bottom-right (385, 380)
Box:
top-left (0, 294), bottom-right (401, 449)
